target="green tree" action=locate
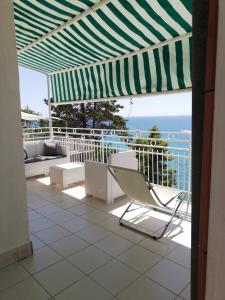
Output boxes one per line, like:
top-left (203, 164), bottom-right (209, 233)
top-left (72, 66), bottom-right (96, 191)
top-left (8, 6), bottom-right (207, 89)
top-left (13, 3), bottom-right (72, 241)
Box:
top-left (44, 99), bottom-right (128, 162)
top-left (21, 105), bottom-right (40, 115)
top-left (133, 125), bottom-right (176, 187)
top-left (21, 105), bottom-right (48, 127)
top-left (44, 99), bottom-right (127, 130)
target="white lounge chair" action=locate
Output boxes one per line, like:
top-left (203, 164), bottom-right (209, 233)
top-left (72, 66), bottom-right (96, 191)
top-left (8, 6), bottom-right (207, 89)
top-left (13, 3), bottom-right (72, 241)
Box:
top-left (107, 165), bottom-right (187, 240)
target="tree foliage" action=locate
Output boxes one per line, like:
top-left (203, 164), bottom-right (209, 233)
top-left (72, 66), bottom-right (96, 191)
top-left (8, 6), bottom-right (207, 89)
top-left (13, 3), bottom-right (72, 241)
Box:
top-left (44, 99), bottom-right (127, 130)
top-left (21, 105), bottom-right (40, 115)
top-left (21, 105), bottom-right (48, 127)
top-left (133, 125), bottom-right (176, 187)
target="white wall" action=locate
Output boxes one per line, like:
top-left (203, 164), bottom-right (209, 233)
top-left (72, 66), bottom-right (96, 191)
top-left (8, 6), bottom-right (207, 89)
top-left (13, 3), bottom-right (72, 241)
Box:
top-left (205, 1), bottom-right (225, 299)
top-left (0, 1), bottom-right (30, 256)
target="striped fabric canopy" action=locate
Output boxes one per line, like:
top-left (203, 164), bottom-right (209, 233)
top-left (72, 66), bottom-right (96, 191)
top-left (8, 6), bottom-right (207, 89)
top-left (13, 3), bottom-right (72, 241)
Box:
top-left (13, 0), bottom-right (192, 104)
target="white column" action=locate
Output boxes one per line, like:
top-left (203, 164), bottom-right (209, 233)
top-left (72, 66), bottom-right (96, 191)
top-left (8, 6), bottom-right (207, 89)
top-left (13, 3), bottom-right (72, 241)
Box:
top-left (47, 75), bottom-right (53, 140)
top-left (0, 1), bottom-right (32, 266)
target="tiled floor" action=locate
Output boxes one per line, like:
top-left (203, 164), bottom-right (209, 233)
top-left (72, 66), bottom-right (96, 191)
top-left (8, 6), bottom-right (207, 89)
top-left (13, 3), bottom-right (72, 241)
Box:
top-left (0, 177), bottom-right (191, 300)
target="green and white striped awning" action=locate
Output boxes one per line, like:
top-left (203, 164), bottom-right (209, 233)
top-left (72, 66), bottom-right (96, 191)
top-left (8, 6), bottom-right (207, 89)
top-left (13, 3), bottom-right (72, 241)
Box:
top-left (13, 0), bottom-right (192, 104)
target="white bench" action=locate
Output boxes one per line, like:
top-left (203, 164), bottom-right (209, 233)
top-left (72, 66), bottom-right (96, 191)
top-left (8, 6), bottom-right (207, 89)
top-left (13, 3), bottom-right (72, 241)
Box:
top-left (49, 162), bottom-right (84, 189)
top-left (24, 140), bottom-right (70, 178)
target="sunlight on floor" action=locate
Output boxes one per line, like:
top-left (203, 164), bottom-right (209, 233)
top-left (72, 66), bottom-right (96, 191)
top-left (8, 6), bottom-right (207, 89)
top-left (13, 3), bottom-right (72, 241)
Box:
top-left (108, 203), bottom-right (130, 218)
top-left (36, 176), bottom-right (51, 186)
top-left (62, 185), bottom-right (86, 200)
top-left (34, 176), bottom-right (191, 249)
top-left (109, 201), bottom-right (191, 249)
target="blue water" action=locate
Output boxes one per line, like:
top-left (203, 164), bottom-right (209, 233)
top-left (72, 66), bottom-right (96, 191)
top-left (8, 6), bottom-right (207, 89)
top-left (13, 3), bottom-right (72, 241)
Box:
top-left (126, 116), bottom-right (192, 191)
top-left (104, 116), bottom-right (192, 190)
top-left (126, 115), bottom-right (191, 132)
top-left (126, 115), bottom-right (192, 149)
top-left (105, 115), bottom-right (192, 148)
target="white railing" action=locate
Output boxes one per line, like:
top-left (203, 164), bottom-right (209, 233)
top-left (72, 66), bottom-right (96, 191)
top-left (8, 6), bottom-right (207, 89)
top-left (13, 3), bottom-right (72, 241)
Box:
top-left (23, 127), bottom-right (192, 193)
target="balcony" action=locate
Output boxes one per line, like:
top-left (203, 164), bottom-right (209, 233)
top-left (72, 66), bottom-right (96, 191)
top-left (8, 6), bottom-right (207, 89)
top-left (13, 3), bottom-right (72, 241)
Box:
top-left (0, 127), bottom-right (192, 299)
top-left (23, 126), bottom-right (192, 193)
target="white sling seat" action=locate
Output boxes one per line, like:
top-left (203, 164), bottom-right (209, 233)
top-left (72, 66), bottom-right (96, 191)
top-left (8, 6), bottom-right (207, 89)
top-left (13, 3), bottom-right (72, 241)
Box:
top-left (107, 165), bottom-right (187, 240)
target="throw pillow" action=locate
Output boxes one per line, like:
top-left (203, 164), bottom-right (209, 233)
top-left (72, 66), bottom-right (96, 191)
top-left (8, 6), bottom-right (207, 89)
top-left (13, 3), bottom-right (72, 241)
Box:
top-left (44, 142), bottom-right (59, 156)
top-left (24, 148), bottom-right (28, 160)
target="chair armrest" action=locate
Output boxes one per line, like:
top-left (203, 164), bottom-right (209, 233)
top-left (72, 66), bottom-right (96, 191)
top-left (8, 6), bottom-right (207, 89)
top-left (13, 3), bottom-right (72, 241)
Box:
top-left (85, 161), bottom-right (108, 200)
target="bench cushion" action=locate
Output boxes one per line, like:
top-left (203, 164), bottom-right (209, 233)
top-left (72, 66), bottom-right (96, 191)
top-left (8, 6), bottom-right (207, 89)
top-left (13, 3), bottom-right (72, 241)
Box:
top-left (24, 155), bottom-right (64, 164)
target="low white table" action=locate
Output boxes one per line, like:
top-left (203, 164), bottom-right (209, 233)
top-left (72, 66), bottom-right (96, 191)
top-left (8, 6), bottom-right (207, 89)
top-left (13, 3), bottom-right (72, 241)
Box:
top-left (49, 162), bottom-right (85, 189)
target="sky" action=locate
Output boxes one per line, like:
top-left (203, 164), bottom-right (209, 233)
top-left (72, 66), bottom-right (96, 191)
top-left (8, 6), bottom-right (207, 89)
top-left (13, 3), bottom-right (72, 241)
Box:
top-left (19, 66), bottom-right (192, 117)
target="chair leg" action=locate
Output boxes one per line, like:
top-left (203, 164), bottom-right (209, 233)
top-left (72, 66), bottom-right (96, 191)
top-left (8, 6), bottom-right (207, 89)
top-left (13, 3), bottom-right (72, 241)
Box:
top-left (119, 201), bottom-right (134, 225)
top-left (152, 200), bottom-right (183, 240)
top-left (119, 199), bottom-right (183, 240)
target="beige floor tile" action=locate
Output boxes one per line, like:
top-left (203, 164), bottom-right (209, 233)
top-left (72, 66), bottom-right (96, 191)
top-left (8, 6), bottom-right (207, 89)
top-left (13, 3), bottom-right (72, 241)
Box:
top-left (69, 245), bottom-right (112, 274)
top-left (35, 204), bottom-right (64, 216)
top-left (55, 198), bottom-right (81, 209)
top-left (67, 204), bottom-right (96, 216)
top-left (0, 264), bottom-right (30, 292)
top-left (117, 245), bottom-right (161, 273)
top-left (180, 284), bottom-right (190, 300)
top-left (98, 217), bottom-right (121, 233)
top-left (95, 234), bottom-right (133, 257)
top-left (90, 260), bottom-right (139, 295)
top-left (20, 246), bottom-right (62, 274)
top-left (83, 210), bottom-right (110, 224)
top-left (167, 245), bottom-right (191, 269)
top-left (145, 258), bottom-right (190, 295)
top-left (60, 217), bottom-right (91, 233)
top-left (106, 203), bottom-right (130, 219)
top-left (76, 225), bottom-right (111, 244)
top-left (29, 217), bottom-right (55, 233)
top-left (55, 277), bottom-right (112, 300)
top-left (50, 235), bottom-right (89, 257)
top-left (46, 211), bottom-right (75, 224)
top-left (84, 197), bottom-right (109, 211)
top-left (27, 199), bottom-right (50, 210)
top-left (0, 277), bottom-right (49, 300)
top-left (101, 198), bottom-right (130, 214)
top-left (126, 214), bottom-right (168, 233)
top-left (117, 276), bottom-right (175, 300)
top-left (45, 193), bottom-right (74, 202)
top-left (30, 235), bottom-right (45, 251)
top-left (34, 225), bottom-right (70, 244)
top-left (28, 210), bottom-right (43, 221)
top-left (139, 237), bottom-right (178, 257)
top-left (34, 260), bottom-right (84, 296)
top-left (27, 192), bottom-right (43, 201)
top-left (163, 220), bottom-right (191, 248)
top-left (116, 227), bottom-right (145, 244)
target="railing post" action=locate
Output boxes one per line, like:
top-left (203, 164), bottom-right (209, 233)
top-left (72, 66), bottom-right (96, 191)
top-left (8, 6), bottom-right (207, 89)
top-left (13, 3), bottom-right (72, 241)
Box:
top-left (101, 129), bottom-right (104, 162)
top-left (47, 74), bottom-right (53, 140)
top-left (188, 135), bottom-right (192, 198)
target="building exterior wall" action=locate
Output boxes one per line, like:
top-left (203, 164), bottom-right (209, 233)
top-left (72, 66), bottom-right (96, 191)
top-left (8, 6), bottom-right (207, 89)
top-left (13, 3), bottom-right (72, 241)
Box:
top-left (0, 1), bottom-right (31, 264)
top-left (205, 1), bottom-right (225, 299)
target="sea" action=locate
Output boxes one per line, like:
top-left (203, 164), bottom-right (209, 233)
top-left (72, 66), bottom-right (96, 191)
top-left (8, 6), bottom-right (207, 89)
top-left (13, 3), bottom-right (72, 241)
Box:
top-left (126, 115), bottom-right (191, 132)
top-left (105, 115), bottom-right (191, 190)
top-left (105, 115), bottom-right (191, 148)
top-left (125, 115), bottom-right (192, 191)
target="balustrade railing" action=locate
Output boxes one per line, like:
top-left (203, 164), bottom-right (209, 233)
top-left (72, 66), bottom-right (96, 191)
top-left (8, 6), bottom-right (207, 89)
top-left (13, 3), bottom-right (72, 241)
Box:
top-left (23, 127), bottom-right (192, 193)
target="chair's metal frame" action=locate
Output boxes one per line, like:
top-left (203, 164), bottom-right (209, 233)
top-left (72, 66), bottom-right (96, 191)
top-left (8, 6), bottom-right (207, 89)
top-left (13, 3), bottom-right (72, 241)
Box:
top-left (108, 165), bottom-right (187, 240)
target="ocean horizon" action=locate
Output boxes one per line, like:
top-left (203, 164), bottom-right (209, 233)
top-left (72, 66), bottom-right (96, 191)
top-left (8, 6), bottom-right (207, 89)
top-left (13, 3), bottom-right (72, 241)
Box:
top-left (124, 115), bottom-right (191, 191)
top-left (126, 115), bottom-right (192, 132)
